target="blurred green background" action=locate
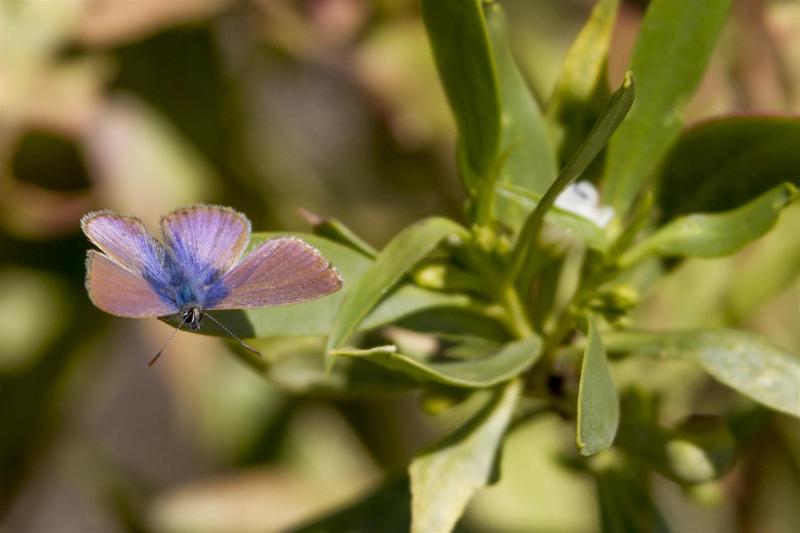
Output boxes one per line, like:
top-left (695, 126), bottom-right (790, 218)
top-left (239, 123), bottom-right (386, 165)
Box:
top-left (1, 0), bottom-right (798, 531)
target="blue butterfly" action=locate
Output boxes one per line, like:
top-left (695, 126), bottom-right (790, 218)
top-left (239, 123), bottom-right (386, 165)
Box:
top-left (82, 205), bottom-right (342, 364)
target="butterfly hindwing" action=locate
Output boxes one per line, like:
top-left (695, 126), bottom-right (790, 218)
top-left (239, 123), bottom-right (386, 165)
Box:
top-left (86, 251), bottom-right (178, 317)
top-left (161, 205), bottom-right (251, 284)
top-left (210, 237), bottom-right (342, 309)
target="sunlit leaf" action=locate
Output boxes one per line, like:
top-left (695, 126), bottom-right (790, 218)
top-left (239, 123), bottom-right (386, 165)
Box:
top-left (603, 329), bottom-right (800, 418)
top-left (604, 0), bottom-right (733, 216)
top-left (577, 316), bottom-right (619, 456)
top-left (410, 380), bottom-right (521, 533)
top-left (299, 208), bottom-right (377, 259)
top-left (484, 2), bottom-right (557, 228)
top-left (327, 218), bottom-right (468, 354)
top-left (546, 0), bottom-right (619, 163)
top-left (618, 183), bottom-right (797, 267)
top-left (332, 336), bottom-right (541, 389)
top-left (421, 0), bottom-right (500, 182)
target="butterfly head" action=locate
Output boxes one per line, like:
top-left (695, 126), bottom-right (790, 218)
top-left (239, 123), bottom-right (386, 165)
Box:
top-left (182, 307), bottom-right (204, 331)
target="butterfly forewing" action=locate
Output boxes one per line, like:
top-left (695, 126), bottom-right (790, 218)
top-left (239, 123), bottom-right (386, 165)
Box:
top-left (210, 237), bottom-right (343, 309)
top-left (81, 211), bottom-right (166, 275)
top-left (86, 251), bottom-right (178, 317)
top-left (161, 206), bottom-right (251, 280)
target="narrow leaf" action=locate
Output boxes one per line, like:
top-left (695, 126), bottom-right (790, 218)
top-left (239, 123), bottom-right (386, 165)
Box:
top-left (604, 0), bottom-right (734, 215)
top-left (509, 73), bottom-right (634, 281)
top-left (332, 336), bottom-right (541, 389)
top-left (410, 379), bottom-right (521, 533)
top-left (603, 328), bottom-right (800, 418)
top-left (546, 0), bottom-right (619, 162)
top-left (577, 316), bottom-right (620, 456)
top-left (422, 0), bottom-right (500, 181)
top-left (298, 208), bottom-right (377, 258)
top-left (326, 217), bottom-right (468, 353)
top-left (618, 183), bottom-right (798, 267)
top-left (484, 2), bottom-right (557, 228)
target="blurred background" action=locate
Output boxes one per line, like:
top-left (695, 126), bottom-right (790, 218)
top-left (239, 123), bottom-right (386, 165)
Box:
top-left (1, 0), bottom-right (798, 531)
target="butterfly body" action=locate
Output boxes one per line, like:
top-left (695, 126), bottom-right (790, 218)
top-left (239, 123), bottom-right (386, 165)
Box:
top-left (181, 307), bottom-right (204, 331)
top-left (151, 251), bottom-right (228, 312)
top-left (81, 205), bottom-right (343, 330)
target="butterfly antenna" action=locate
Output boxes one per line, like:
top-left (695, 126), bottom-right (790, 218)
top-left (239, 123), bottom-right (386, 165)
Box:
top-left (149, 321), bottom-right (185, 367)
top-left (204, 312), bottom-right (261, 356)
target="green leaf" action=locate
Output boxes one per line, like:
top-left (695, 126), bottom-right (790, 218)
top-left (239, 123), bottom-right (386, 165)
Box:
top-left (483, 2), bottom-right (557, 229)
top-left (167, 233), bottom-right (473, 338)
top-left (546, 0), bottom-right (619, 163)
top-left (298, 208), bottom-right (377, 258)
top-left (422, 0), bottom-right (500, 182)
top-left (410, 379), bottom-right (521, 533)
top-left (577, 316), bottom-right (620, 456)
top-left (332, 336), bottom-right (541, 389)
top-left (233, 337), bottom-right (418, 396)
top-left (508, 73), bottom-right (635, 281)
top-left (326, 218), bottom-right (468, 354)
top-left (361, 285), bottom-right (474, 333)
top-left (725, 203), bottom-right (800, 322)
top-left (656, 116), bottom-right (800, 220)
top-left (618, 183), bottom-right (798, 267)
top-left (602, 329), bottom-right (800, 418)
top-left (604, 0), bottom-right (733, 216)
top-left (394, 307), bottom-right (510, 344)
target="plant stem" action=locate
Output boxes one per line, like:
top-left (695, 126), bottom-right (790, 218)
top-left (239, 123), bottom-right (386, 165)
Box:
top-left (462, 238), bottom-right (535, 340)
top-left (500, 283), bottom-right (535, 339)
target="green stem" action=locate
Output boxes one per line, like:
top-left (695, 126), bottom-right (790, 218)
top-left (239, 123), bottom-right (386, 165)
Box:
top-left (500, 283), bottom-right (535, 339)
top-left (462, 239), bottom-right (534, 340)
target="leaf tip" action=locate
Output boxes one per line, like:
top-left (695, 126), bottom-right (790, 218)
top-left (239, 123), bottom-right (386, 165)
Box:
top-left (623, 70), bottom-right (635, 89)
top-left (781, 182), bottom-right (798, 202)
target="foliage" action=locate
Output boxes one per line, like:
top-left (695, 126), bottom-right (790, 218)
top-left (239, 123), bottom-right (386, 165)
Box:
top-left (3, 0), bottom-right (799, 531)
top-left (186, 1), bottom-right (798, 530)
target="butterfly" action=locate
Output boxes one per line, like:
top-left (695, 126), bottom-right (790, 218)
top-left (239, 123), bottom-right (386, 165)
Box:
top-left (81, 204), bottom-right (343, 365)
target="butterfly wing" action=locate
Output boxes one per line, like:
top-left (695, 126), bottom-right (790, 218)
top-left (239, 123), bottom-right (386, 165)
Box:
top-left (81, 210), bottom-right (167, 275)
top-left (81, 210), bottom-right (178, 307)
top-left (210, 237), bottom-right (342, 309)
top-left (86, 251), bottom-right (178, 317)
top-left (161, 205), bottom-right (251, 283)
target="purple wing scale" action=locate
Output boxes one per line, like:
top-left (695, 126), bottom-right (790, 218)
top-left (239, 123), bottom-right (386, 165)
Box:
top-left (86, 251), bottom-right (178, 317)
top-left (210, 237), bottom-right (343, 309)
top-left (80, 211), bottom-right (165, 275)
top-left (161, 206), bottom-right (251, 283)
